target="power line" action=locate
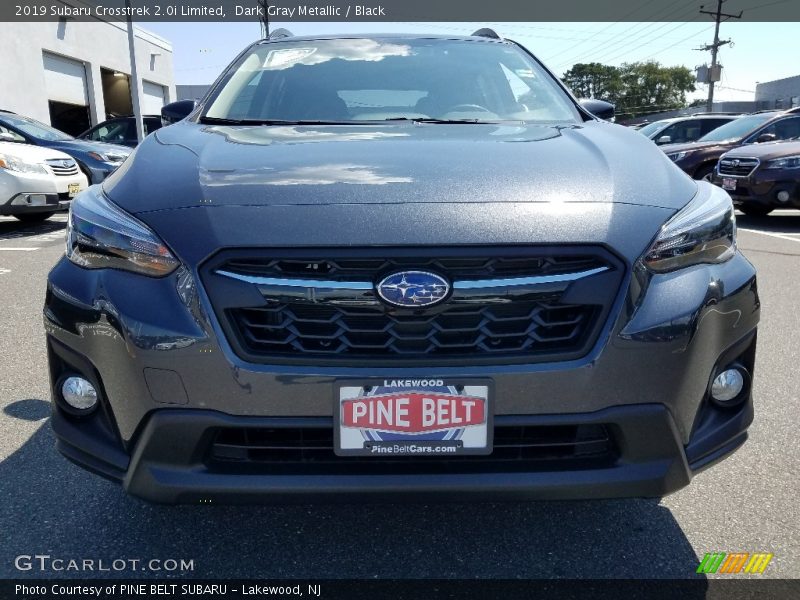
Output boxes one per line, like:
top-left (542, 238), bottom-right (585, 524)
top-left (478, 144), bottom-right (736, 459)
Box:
top-left (550, 0), bottom-right (702, 70)
top-left (568, 1), bottom-right (704, 67)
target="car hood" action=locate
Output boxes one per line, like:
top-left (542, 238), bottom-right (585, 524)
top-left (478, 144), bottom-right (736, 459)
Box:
top-left (659, 140), bottom-right (735, 155)
top-left (104, 119), bottom-right (696, 214)
top-left (45, 139), bottom-right (131, 158)
top-left (721, 140), bottom-right (800, 161)
top-left (0, 140), bottom-right (74, 162)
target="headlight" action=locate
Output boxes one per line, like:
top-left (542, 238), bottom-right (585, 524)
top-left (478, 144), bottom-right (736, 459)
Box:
top-left (87, 151), bottom-right (127, 163)
top-left (764, 155), bottom-right (800, 169)
top-left (666, 151), bottom-right (688, 162)
top-left (642, 185), bottom-right (736, 273)
top-left (0, 153), bottom-right (48, 174)
top-left (66, 186), bottom-right (179, 276)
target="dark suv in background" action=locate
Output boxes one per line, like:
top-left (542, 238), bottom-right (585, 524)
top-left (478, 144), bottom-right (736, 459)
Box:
top-left (79, 115), bottom-right (162, 148)
top-left (660, 108), bottom-right (800, 180)
top-left (714, 138), bottom-right (800, 216)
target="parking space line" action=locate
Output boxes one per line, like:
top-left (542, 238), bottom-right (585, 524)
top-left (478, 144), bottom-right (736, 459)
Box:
top-left (0, 247), bottom-right (39, 252)
top-left (0, 268), bottom-right (9, 275)
top-left (739, 229), bottom-right (800, 244)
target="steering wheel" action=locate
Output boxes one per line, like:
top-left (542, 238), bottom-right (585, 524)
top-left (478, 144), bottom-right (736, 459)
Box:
top-left (444, 103), bottom-right (493, 113)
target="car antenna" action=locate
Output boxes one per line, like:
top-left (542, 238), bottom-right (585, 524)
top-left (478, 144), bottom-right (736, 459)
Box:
top-left (471, 28), bottom-right (501, 40)
top-left (269, 28), bottom-right (294, 40)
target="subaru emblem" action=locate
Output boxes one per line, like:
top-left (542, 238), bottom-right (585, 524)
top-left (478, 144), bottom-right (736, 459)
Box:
top-left (376, 271), bottom-right (450, 308)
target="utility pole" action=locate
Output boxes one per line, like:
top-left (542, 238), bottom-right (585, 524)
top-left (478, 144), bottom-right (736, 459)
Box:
top-left (125, 0), bottom-right (145, 144)
top-left (698, 0), bottom-right (742, 113)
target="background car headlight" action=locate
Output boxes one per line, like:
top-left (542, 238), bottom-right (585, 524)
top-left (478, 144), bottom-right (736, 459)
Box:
top-left (0, 153), bottom-right (48, 174)
top-left (666, 151), bottom-right (688, 162)
top-left (642, 185), bottom-right (736, 273)
top-left (87, 151), bottom-right (128, 164)
top-left (764, 155), bottom-right (800, 169)
top-left (66, 187), bottom-right (179, 276)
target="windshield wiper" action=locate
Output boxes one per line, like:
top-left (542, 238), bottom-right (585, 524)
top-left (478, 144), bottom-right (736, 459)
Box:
top-left (383, 117), bottom-right (486, 124)
top-left (198, 116), bottom-right (356, 126)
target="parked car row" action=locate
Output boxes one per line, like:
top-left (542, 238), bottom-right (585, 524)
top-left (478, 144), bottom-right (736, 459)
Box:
top-left (633, 107), bottom-right (800, 216)
top-left (0, 110), bottom-right (163, 222)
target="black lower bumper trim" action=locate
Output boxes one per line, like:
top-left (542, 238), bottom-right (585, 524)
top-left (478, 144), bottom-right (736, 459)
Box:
top-left (52, 400), bottom-right (752, 504)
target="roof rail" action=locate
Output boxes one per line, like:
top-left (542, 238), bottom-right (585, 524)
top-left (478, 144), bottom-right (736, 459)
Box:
top-left (471, 28), bottom-right (501, 39)
top-left (787, 106), bottom-right (800, 114)
top-left (268, 28), bottom-right (294, 40)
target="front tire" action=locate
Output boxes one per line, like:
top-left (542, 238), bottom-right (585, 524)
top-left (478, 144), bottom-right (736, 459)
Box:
top-left (14, 212), bottom-right (55, 223)
top-left (738, 205), bottom-right (773, 217)
top-left (694, 164), bottom-right (715, 182)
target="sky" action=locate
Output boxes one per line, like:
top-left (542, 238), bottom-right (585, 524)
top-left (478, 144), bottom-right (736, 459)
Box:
top-left (143, 21), bottom-right (799, 104)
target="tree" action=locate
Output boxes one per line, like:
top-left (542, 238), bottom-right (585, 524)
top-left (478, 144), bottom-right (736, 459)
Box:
top-left (562, 63), bottom-right (621, 101)
top-left (562, 61), bottom-right (696, 121)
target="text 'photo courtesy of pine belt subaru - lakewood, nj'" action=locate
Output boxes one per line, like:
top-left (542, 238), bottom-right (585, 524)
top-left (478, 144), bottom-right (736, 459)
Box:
top-left (44, 30), bottom-right (760, 504)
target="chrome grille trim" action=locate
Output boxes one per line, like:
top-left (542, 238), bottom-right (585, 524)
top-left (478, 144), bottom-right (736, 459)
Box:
top-left (215, 265), bottom-right (609, 292)
top-left (718, 157), bottom-right (759, 178)
top-left (45, 158), bottom-right (80, 176)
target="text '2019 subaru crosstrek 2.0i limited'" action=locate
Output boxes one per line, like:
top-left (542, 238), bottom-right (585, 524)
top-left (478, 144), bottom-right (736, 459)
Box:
top-left (45, 32), bottom-right (759, 504)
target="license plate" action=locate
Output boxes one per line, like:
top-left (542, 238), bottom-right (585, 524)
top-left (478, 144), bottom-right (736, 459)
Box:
top-left (722, 178), bottom-right (737, 191)
top-left (334, 379), bottom-right (492, 456)
top-left (67, 183), bottom-right (82, 198)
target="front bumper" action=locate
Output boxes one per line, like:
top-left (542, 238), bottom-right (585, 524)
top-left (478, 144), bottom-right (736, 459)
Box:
top-left (1, 169), bottom-right (86, 213)
top-left (44, 247), bottom-right (759, 503)
top-left (714, 170), bottom-right (800, 208)
top-left (51, 401), bottom-right (752, 504)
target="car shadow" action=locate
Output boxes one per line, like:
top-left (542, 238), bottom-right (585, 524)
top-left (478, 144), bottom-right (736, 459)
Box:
top-left (736, 210), bottom-right (800, 233)
top-left (0, 215), bottom-right (67, 242)
top-left (0, 413), bottom-right (708, 587)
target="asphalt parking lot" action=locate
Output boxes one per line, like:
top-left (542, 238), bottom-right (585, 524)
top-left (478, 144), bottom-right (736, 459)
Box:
top-left (0, 210), bottom-right (798, 580)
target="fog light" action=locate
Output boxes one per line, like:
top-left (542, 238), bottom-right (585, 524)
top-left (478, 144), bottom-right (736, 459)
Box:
top-left (61, 376), bottom-right (98, 411)
top-left (711, 369), bottom-right (745, 403)
top-left (776, 190), bottom-right (790, 203)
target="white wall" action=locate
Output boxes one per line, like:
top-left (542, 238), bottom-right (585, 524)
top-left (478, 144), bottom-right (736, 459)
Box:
top-left (0, 21), bottom-right (175, 126)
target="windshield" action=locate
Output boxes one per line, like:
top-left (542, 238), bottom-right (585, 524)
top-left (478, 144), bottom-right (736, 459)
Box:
top-left (204, 38), bottom-right (580, 124)
top-left (0, 113), bottom-right (74, 141)
top-left (637, 121), bottom-right (668, 137)
top-left (697, 114), bottom-right (774, 143)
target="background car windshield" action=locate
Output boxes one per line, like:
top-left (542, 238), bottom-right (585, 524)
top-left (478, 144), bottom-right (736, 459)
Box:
top-left (697, 114), bottom-right (772, 143)
top-left (205, 38), bottom-right (579, 123)
top-left (0, 113), bottom-right (74, 141)
top-left (637, 121), bottom-right (667, 137)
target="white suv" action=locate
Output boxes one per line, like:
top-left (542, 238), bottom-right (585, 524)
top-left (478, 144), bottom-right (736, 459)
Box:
top-left (0, 140), bottom-right (88, 222)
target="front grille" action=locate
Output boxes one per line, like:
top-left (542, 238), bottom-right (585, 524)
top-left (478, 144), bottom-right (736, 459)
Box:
top-left (201, 247), bottom-right (624, 366)
top-left (45, 158), bottom-right (79, 176)
top-left (718, 157), bottom-right (759, 177)
top-left (231, 302), bottom-right (597, 357)
top-left (207, 422), bottom-right (617, 475)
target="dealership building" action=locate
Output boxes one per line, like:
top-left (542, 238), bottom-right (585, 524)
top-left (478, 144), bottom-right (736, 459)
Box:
top-left (0, 19), bottom-right (175, 135)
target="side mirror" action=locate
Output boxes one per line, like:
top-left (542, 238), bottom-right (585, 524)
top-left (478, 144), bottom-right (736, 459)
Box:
top-left (578, 99), bottom-right (615, 121)
top-left (756, 133), bottom-right (777, 143)
top-left (656, 135), bottom-right (672, 144)
top-left (161, 100), bottom-right (198, 126)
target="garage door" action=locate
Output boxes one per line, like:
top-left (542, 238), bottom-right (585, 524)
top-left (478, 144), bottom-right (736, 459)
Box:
top-left (42, 52), bottom-right (88, 105)
top-left (142, 81), bottom-right (166, 115)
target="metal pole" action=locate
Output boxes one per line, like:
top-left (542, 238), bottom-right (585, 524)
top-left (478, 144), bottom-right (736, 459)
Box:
top-left (126, 0), bottom-right (145, 143)
top-left (706, 0), bottom-right (723, 113)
